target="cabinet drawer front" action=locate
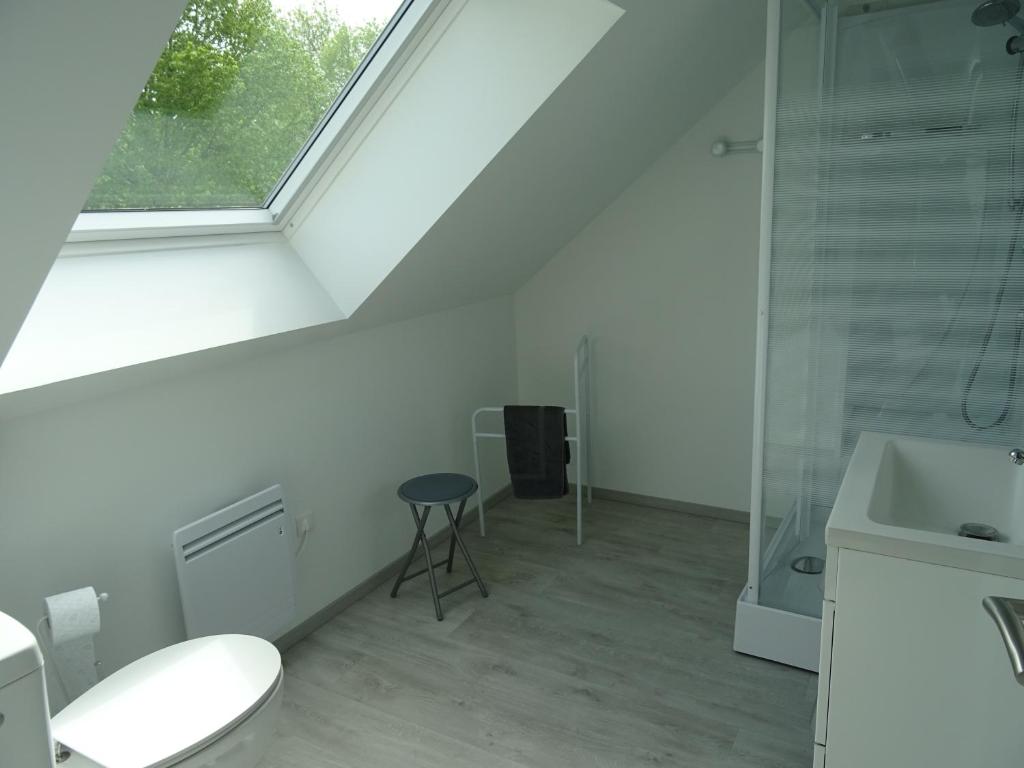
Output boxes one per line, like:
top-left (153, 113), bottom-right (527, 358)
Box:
top-left (827, 549), bottom-right (1024, 768)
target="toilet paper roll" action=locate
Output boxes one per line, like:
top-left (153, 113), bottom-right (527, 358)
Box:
top-left (44, 587), bottom-right (102, 645)
top-left (44, 587), bottom-right (102, 698)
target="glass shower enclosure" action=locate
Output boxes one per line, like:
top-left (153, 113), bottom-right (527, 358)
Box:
top-left (737, 0), bottom-right (1024, 670)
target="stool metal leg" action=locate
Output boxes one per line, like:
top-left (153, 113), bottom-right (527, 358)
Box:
top-left (391, 505), bottom-right (435, 601)
top-left (419, 522), bottom-right (444, 621)
top-left (445, 501), bottom-right (465, 573)
top-left (445, 502), bottom-right (489, 598)
top-left (391, 530), bottom-right (423, 598)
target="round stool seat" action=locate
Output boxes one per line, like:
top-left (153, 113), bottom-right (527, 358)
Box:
top-left (398, 473), bottom-right (478, 506)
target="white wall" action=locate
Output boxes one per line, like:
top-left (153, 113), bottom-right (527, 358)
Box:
top-left (0, 235), bottom-right (342, 394)
top-left (0, 296), bottom-right (515, 707)
top-left (514, 64), bottom-right (766, 514)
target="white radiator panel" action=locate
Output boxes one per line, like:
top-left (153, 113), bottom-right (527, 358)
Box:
top-left (173, 485), bottom-right (296, 640)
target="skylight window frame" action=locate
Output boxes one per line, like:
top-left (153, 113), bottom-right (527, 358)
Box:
top-left (67, 0), bottom-right (439, 244)
top-left (262, 0), bottom-right (415, 212)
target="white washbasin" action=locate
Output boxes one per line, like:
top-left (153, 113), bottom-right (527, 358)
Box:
top-left (828, 432), bottom-right (1024, 579)
top-left (869, 437), bottom-right (1024, 544)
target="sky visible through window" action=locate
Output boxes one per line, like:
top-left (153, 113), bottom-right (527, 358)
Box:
top-left (83, 0), bottom-right (404, 211)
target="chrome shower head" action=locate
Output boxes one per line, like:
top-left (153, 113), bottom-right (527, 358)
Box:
top-left (973, 0), bottom-right (1024, 31)
top-left (973, 0), bottom-right (1024, 53)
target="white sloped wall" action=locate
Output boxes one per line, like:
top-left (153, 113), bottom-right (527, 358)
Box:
top-left (514, 64), bottom-right (766, 514)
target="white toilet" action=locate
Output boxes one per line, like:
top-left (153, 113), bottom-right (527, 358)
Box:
top-left (0, 611), bottom-right (283, 768)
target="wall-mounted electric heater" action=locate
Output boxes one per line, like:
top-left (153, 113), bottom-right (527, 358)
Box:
top-left (172, 484), bottom-right (296, 640)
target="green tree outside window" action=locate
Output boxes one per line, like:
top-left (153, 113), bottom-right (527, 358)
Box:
top-left (85, 0), bottom-right (391, 211)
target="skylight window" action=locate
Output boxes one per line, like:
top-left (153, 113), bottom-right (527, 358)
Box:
top-left (83, 0), bottom-right (405, 212)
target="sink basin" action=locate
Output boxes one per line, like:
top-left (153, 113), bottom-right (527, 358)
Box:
top-left (828, 432), bottom-right (1024, 579)
top-left (868, 437), bottom-right (1024, 544)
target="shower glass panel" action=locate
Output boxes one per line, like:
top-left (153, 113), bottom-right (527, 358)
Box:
top-left (757, 0), bottom-right (832, 621)
top-left (754, 0), bottom-right (1024, 628)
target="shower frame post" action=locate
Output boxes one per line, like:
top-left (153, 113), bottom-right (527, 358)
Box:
top-left (734, 0), bottom-right (832, 674)
top-left (745, 0), bottom-right (782, 606)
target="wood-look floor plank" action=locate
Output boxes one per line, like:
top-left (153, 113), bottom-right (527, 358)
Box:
top-left (264, 496), bottom-right (816, 768)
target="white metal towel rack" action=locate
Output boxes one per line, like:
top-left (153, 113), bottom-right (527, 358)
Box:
top-left (472, 336), bottom-right (592, 545)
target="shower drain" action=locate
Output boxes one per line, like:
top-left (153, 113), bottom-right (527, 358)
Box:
top-left (790, 555), bottom-right (825, 575)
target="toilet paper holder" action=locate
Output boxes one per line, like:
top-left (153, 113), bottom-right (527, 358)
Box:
top-left (36, 590), bottom-right (111, 682)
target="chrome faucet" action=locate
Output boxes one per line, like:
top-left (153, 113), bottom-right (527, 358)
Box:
top-left (1010, 448), bottom-right (1024, 465)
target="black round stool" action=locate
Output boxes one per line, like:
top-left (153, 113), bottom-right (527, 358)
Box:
top-left (390, 473), bottom-right (489, 620)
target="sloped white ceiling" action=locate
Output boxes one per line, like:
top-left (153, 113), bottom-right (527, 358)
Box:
top-left (288, 0), bottom-right (624, 316)
top-left (350, 0), bottom-right (769, 329)
top-left (0, 1), bottom-right (188, 365)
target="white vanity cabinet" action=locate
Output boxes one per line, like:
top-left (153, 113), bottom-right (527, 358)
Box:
top-left (815, 547), bottom-right (1024, 767)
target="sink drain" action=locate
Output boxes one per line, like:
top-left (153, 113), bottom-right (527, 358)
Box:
top-left (958, 522), bottom-right (1001, 542)
top-left (790, 555), bottom-right (825, 575)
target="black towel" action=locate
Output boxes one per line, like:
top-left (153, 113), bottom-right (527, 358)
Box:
top-left (503, 405), bottom-right (569, 499)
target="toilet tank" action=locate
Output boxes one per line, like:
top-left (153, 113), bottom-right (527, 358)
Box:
top-left (0, 612), bottom-right (55, 768)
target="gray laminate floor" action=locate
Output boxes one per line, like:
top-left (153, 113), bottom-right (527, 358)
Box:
top-left (264, 496), bottom-right (817, 768)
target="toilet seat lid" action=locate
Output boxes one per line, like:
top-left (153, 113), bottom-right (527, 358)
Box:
top-left (51, 634), bottom-right (281, 768)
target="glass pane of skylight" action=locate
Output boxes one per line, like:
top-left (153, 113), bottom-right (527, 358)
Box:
top-left (83, 0), bottom-right (405, 211)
